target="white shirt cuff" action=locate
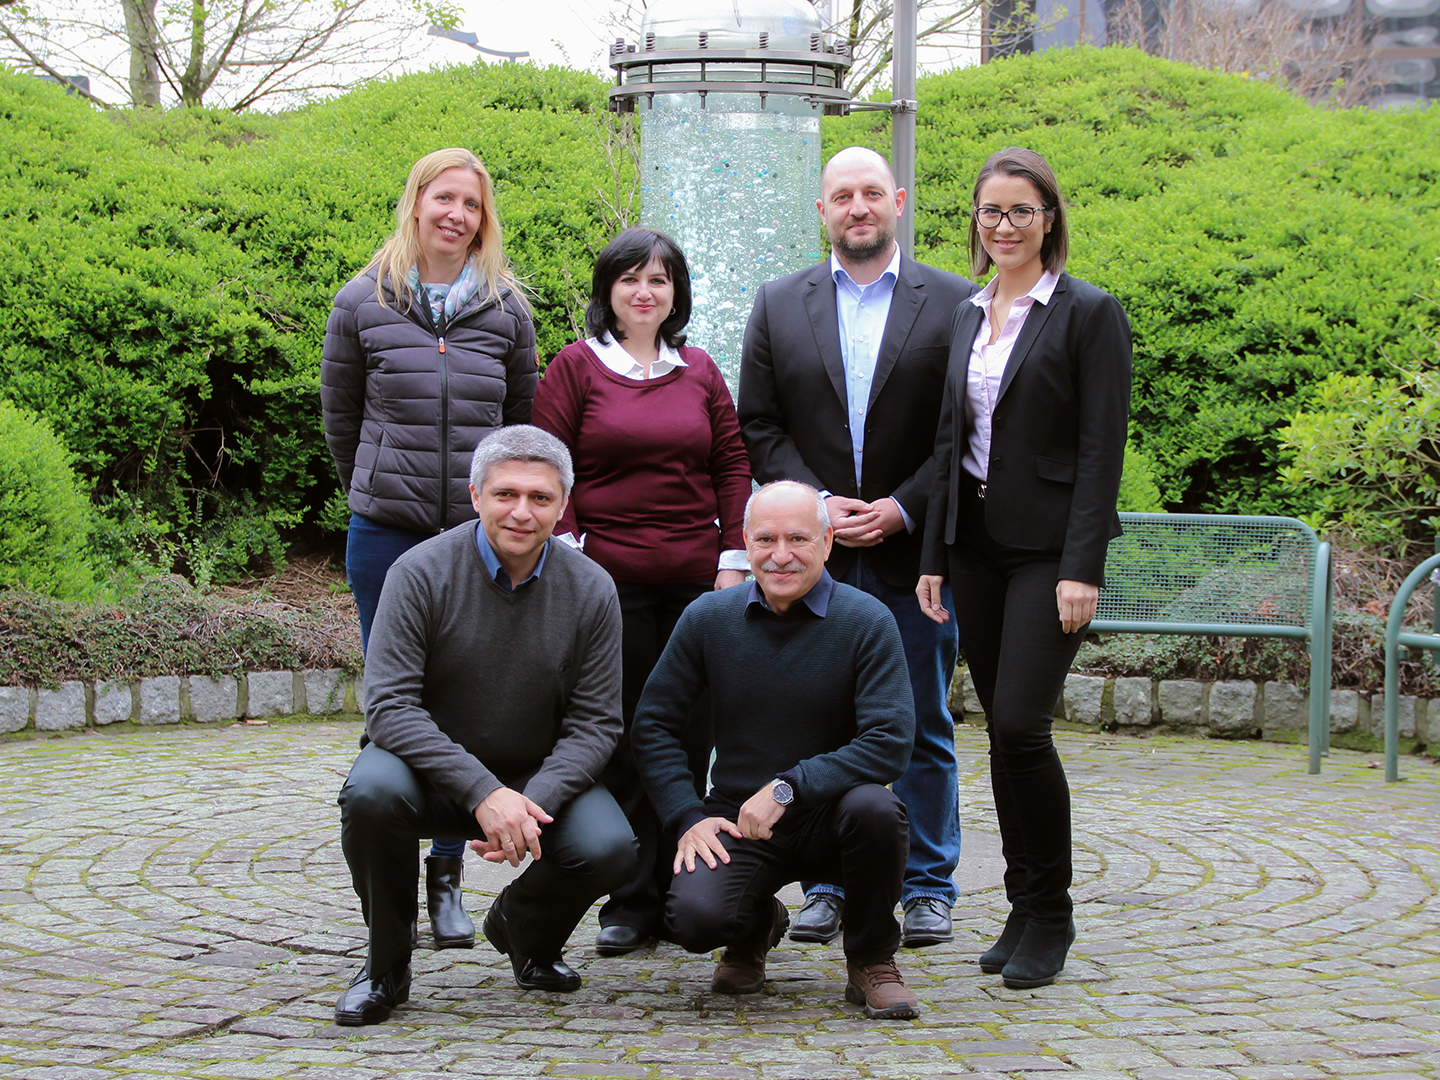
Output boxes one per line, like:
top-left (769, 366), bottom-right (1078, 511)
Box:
top-left (718, 549), bottom-right (749, 572)
top-left (555, 531), bottom-right (585, 550)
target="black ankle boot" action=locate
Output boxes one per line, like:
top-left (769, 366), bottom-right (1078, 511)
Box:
top-left (425, 854), bottom-right (475, 948)
top-left (978, 907), bottom-right (1030, 974)
top-left (1000, 917), bottom-right (1075, 989)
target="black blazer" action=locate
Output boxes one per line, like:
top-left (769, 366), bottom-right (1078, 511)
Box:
top-left (920, 273), bottom-right (1132, 586)
top-left (738, 256), bottom-right (977, 586)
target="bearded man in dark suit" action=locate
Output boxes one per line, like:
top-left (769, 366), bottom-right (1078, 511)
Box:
top-left (738, 146), bottom-right (978, 948)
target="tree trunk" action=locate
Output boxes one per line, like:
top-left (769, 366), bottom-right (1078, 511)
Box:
top-left (119, 0), bottom-right (162, 107)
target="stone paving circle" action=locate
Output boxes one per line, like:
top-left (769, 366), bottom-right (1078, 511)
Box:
top-left (1, 719), bottom-right (1438, 1079)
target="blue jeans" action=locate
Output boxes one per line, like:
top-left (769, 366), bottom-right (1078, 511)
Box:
top-left (808, 552), bottom-right (961, 906)
top-left (346, 513), bottom-right (465, 860)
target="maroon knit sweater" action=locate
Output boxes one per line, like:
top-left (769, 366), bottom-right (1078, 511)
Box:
top-left (533, 341), bottom-right (752, 584)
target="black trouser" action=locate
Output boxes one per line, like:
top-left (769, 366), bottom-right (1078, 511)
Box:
top-left (665, 785), bottom-right (908, 966)
top-left (338, 744), bottom-right (638, 977)
top-left (947, 481), bottom-right (1083, 927)
top-left (600, 579), bottom-right (712, 933)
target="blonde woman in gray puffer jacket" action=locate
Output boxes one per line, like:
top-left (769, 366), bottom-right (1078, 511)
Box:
top-left (321, 147), bottom-right (537, 949)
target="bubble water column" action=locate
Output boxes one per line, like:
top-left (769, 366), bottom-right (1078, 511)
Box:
top-left (609, 0), bottom-right (852, 391)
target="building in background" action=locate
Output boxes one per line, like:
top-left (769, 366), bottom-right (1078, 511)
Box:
top-left (983, 0), bottom-right (1437, 107)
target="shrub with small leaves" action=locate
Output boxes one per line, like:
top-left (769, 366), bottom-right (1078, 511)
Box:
top-left (0, 399), bottom-right (95, 598)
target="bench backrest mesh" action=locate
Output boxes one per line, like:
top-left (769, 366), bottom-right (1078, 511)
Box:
top-left (1098, 514), bottom-right (1319, 629)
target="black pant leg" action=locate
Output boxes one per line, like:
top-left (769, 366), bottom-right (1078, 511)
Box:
top-left (664, 828), bottom-right (793, 954)
top-left (795, 785), bottom-right (908, 965)
top-left (947, 494), bottom-right (1085, 925)
top-left (502, 782), bottom-right (639, 960)
top-left (666, 787), bottom-right (907, 965)
top-left (337, 743), bottom-right (476, 976)
top-left (601, 580), bottom-right (711, 931)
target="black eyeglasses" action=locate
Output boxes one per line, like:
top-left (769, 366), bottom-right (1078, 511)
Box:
top-left (973, 206), bottom-right (1046, 229)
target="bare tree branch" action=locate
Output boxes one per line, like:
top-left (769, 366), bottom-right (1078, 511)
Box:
top-left (1, 0), bottom-right (458, 109)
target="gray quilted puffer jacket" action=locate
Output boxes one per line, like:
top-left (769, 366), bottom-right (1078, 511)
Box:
top-left (321, 269), bottom-right (538, 534)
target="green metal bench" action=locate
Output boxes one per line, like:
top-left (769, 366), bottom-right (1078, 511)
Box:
top-left (1381, 553), bottom-right (1440, 782)
top-left (1093, 513), bottom-right (1334, 773)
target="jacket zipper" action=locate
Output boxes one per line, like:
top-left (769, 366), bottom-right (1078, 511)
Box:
top-left (437, 307), bottom-right (450, 532)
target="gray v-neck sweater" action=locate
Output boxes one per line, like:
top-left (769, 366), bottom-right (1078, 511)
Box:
top-left (363, 523), bottom-right (623, 816)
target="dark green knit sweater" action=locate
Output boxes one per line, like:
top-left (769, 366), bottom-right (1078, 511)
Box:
top-left (631, 580), bottom-right (915, 834)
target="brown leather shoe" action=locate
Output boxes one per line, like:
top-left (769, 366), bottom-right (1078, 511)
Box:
top-left (845, 957), bottom-right (920, 1019)
top-left (711, 896), bottom-right (789, 994)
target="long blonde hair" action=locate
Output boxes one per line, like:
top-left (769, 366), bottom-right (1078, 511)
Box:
top-left (366, 148), bottom-right (520, 311)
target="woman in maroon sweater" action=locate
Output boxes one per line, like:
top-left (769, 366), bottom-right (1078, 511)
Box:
top-left (533, 228), bottom-right (752, 955)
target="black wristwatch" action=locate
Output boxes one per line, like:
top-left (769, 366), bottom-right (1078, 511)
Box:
top-left (771, 778), bottom-right (794, 806)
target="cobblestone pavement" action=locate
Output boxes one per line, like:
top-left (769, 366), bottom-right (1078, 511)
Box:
top-left (2, 721), bottom-right (1438, 1080)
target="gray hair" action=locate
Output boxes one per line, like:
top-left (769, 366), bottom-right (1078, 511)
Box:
top-left (743, 480), bottom-right (831, 534)
top-left (469, 425), bottom-right (574, 498)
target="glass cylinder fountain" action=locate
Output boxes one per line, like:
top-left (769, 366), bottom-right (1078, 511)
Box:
top-left (609, 0), bottom-right (852, 390)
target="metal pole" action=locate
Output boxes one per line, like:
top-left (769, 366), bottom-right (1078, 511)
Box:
top-left (892, 0), bottom-right (917, 258)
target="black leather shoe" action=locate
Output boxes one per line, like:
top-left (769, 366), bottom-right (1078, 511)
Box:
top-left (902, 896), bottom-right (953, 948)
top-left (789, 893), bottom-right (843, 943)
top-left (1001, 917), bottom-right (1076, 989)
top-left (334, 963), bottom-right (411, 1026)
top-left (978, 907), bottom-right (1029, 973)
top-left (595, 924), bottom-right (647, 956)
top-left (425, 854), bottom-right (476, 948)
top-left (483, 896), bottom-right (582, 992)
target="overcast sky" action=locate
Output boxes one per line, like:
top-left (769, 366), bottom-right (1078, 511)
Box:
top-left (414, 0), bottom-right (624, 77)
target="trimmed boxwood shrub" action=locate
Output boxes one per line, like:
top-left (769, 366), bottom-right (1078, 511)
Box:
top-left (2, 49), bottom-right (1438, 580)
top-left (0, 400), bottom-right (95, 598)
top-left (827, 47), bottom-right (1440, 518)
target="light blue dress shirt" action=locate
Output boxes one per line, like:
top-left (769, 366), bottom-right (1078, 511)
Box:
top-left (475, 524), bottom-right (549, 591)
top-left (831, 246), bottom-right (913, 529)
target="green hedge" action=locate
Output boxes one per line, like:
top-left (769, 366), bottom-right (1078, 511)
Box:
top-left (829, 47), bottom-right (1440, 517)
top-left (2, 49), bottom-right (1437, 587)
top-left (0, 400), bottom-right (94, 598)
top-left (0, 63), bottom-right (624, 574)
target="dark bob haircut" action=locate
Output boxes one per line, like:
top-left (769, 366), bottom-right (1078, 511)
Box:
top-left (968, 147), bottom-right (1069, 279)
top-left (585, 227), bottom-right (692, 349)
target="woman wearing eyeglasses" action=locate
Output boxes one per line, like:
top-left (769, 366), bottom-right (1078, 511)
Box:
top-left (916, 147), bottom-right (1131, 989)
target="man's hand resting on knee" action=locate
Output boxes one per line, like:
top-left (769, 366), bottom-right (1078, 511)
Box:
top-left (674, 817), bottom-right (743, 873)
top-left (471, 787), bottom-right (553, 867)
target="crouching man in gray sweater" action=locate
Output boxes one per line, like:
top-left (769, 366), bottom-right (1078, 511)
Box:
top-left (632, 480), bottom-right (921, 1019)
top-left (336, 425), bottom-right (637, 1025)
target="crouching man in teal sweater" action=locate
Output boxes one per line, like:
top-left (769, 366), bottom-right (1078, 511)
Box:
top-left (632, 480), bottom-right (921, 1019)
top-left (336, 426), bottom-right (637, 1025)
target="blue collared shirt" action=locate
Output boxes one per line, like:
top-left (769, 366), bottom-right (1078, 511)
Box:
top-left (744, 569), bottom-right (836, 619)
top-left (831, 247), bottom-right (913, 531)
top-left (475, 524), bottom-right (549, 592)
top-left (832, 246), bottom-right (901, 488)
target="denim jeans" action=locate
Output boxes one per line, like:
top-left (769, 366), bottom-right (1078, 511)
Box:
top-left (807, 551), bottom-right (961, 906)
top-left (346, 513), bottom-right (465, 860)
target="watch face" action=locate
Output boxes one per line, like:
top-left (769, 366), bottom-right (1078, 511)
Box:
top-left (772, 779), bottom-right (794, 805)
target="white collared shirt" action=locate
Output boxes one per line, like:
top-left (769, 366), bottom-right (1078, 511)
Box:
top-left (962, 270), bottom-right (1060, 482)
top-left (586, 335), bottom-right (687, 380)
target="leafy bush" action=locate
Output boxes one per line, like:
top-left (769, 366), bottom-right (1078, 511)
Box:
top-left (0, 577), bottom-right (361, 687)
top-left (3, 49), bottom-right (1438, 581)
top-left (0, 399), bottom-right (95, 598)
top-left (0, 63), bottom-right (626, 572)
top-left (1277, 271), bottom-right (1440, 553)
top-left (827, 47), bottom-right (1440, 519)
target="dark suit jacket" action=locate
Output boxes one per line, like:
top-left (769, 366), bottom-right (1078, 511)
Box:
top-left (738, 255), bottom-right (977, 586)
top-left (920, 273), bottom-right (1132, 587)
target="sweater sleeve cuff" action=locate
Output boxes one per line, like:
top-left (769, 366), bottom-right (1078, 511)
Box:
top-left (675, 805), bottom-right (710, 837)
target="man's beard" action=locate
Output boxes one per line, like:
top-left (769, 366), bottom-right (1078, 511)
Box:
top-left (832, 223), bottom-right (894, 261)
